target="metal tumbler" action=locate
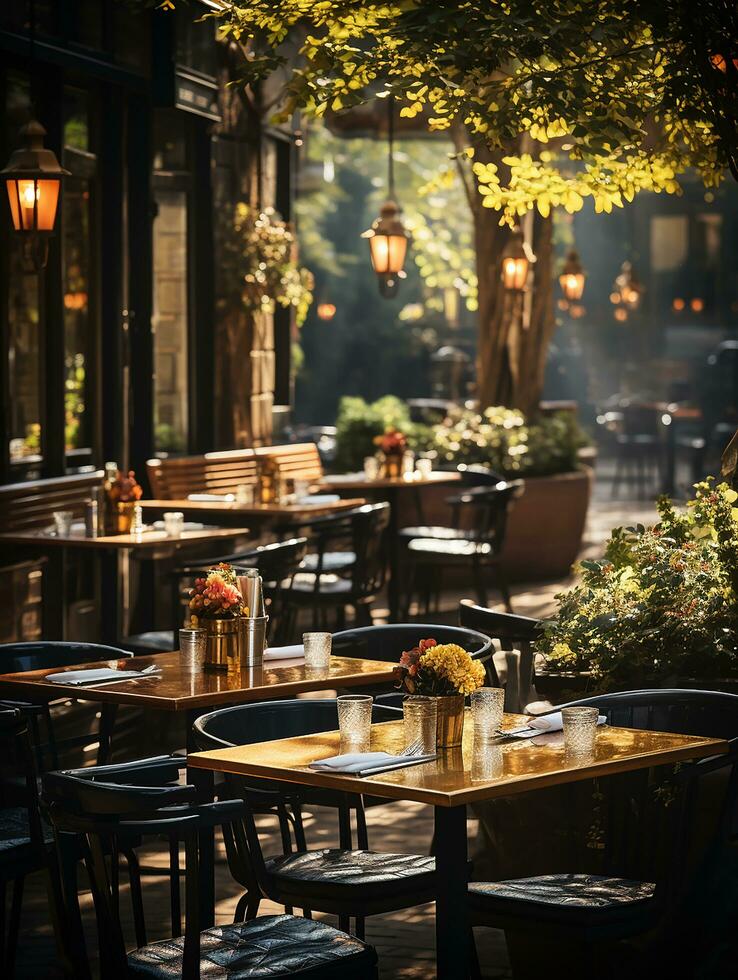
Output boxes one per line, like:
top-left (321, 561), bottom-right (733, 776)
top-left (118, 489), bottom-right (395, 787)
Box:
top-left (238, 615), bottom-right (269, 667)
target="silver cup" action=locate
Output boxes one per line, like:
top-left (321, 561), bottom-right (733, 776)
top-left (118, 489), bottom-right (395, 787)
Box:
top-left (238, 615), bottom-right (268, 666)
top-left (238, 569), bottom-right (265, 618)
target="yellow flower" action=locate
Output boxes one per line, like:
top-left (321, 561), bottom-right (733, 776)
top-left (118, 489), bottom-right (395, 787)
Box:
top-left (419, 643), bottom-right (485, 695)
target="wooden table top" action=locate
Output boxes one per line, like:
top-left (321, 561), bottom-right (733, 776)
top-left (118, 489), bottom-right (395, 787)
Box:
top-left (0, 525), bottom-right (251, 551)
top-left (139, 498), bottom-right (366, 520)
top-left (319, 471), bottom-right (461, 492)
top-left (0, 651), bottom-right (396, 712)
top-left (188, 713), bottom-right (728, 807)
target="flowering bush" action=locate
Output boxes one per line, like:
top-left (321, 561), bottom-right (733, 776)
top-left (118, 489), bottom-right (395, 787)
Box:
top-left (107, 470), bottom-right (143, 504)
top-left (537, 480), bottom-right (738, 687)
top-left (394, 638), bottom-right (486, 696)
top-left (188, 564), bottom-right (245, 621)
top-left (375, 427), bottom-right (408, 456)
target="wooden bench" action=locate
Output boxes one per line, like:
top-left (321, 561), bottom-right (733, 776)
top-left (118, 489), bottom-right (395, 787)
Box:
top-left (0, 471), bottom-right (104, 533)
top-left (147, 443), bottom-right (323, 499)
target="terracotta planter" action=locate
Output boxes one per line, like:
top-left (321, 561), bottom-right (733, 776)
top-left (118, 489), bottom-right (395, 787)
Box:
top-left (116, 501), bottom-right (135, 533)
top-left (204, 618), bottom-right (240, 671)
top-left (434, 694), bottom-right (465, 747)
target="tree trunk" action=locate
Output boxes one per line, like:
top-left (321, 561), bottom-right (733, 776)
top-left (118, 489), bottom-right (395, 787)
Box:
top-left (456, 131), bottom-right (555, 416)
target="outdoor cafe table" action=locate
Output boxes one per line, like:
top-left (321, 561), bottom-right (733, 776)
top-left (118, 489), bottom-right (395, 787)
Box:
top-left (189, 714), bottom-right (728, 979)
top-left (0, 524), bottom-right (251, 643)
top-left (139, 496), bottom-right (367, 529)
top-left (318, 471), bottom-right (462, 620)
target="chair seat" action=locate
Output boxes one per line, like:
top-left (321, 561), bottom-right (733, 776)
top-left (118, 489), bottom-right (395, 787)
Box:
top-left (264, 848), bottom-right (436, 901)
top-left (0, 807), bottom-right (53, 864)
top-left (285, 573), bottom-right (353, 595)
top-left (127, 913), bottom-right (376, 978)
top-left (120, 631), bottom-right (176, 655)
top-left (398, 526), bottom-right (472, 542)
top-left (407, 537), bottom-right (492, 558)
top-left (468, 873), bottom-right (655, 927)
top-left (300, 551), bottom-right (356, 573)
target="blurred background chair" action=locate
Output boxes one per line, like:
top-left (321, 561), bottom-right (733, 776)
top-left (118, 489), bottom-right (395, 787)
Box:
top-left (610, 402), bottom-right (664, 499)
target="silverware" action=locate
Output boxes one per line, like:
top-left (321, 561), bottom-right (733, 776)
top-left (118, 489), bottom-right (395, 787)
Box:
top-left (401, 737), bottom-right (425, 757)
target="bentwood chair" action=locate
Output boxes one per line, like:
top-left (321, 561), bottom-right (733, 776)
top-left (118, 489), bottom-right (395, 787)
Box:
top-left (0, 642), bottom-right (133, 767)
top-left (41, 762), bottom-right (378, 980)
top-left (458, 601), bottom-right (542, 712)
top-left (400, 481), bottom-right (523, 616)
top-left (469, 689), bottom-right (738, 978)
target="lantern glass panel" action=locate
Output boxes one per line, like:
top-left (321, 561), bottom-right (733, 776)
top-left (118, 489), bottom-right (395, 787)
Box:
top-left (560, 271), bottom-right (585, 302)
top-left (6, 177), bottom-right (60, 232)
top-left (503, 255), bottom-right (528, 291)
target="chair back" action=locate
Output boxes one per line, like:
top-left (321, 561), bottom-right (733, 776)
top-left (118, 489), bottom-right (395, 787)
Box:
top-left (254, 442), bottom-right (324, 485)
top-left (621, 402), bottom-right (662, 439)
top-left (0, 641), bottom-right (133, 674)
top-left (349, 503), bottom-right (391, 597)
top-left (332, 623), bottom-right (493, 663)
top-left (458, 601), bottom-right (541, 711)
top-left (448, 480), bottom-right (523, 551)
top-left (193, 698), bottom-right (401, 752)
top-left (0, 707), bottom-right (44, 848)
top-left (146, 450), bottom-right (260, 499)
top-left (0, 472), bottom-right (104, 532)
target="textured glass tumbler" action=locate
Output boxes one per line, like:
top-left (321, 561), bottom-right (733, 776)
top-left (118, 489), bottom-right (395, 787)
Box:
top-left (53, 510), bottom-right (73, 536)
top-left (179, 627), bottom-right (206, 665)
top-left (471, 687), bottom-right (505, 738)
top-left (337, 694), bottom-right (373, 745)
top-left (562, 707), bottom-right (599, 753)
top-left (303, 632), bottom-right (332, 668)
top-left (363, 456), bottom-right (379, 480)
top-left (403, 696), bottom-right (437, 754)
top-left (164, 511), bottom-right (184, 538)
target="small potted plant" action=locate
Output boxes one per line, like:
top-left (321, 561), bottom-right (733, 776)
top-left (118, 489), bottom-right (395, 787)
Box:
top-left (188, 563), bottom-right (246, 670)
top-left (106, 470), bottom-right (143, 533)
top-left (394, 637), bottom-right (486, 746)
top-left (375, 426), bottom-right (408, 479)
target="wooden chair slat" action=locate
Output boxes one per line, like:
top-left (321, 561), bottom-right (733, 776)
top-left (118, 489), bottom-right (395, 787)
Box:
top-left (0, 472), bottom-right (104, 532)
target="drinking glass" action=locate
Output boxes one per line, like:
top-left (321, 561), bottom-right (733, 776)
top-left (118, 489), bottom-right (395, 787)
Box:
top-left (402, 449), bottom-right (415, 477)
top-left (179, 627), bottom-right (206, 665)
top-left (53, 510), bottom-right (73, 536)
top-left (337, 694), bottom-right (373, 746)
top-left (416, 457), bottom-right (433, 479)
top-left (363, 456), bottom-right (380, 480)
top-left (163, 511), bottom-right (184, 538)
top-left (131, 503), bottom-right (144, 534)
top-left (403, 696), bottom-right (437, 754)
top-left (471, 687), bottom-right (505, 738)
top-left (562, 706), bottom-right (599, 753)
top-left (294, 479), bottom-right (310, 500)
top-left (471, 738), bottom-right (503, 782)
top-left (236, 484), bottom-right (255, 505)
top-left (303, 631), bottom-right (332, 669)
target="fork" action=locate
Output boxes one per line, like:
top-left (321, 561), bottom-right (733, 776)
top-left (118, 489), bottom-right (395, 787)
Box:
top-left (401, 738), bottom-right (426, 757)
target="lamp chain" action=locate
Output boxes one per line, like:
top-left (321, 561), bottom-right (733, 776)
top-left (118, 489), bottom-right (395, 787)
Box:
top-left (387, 94), bottom-right (395, 199)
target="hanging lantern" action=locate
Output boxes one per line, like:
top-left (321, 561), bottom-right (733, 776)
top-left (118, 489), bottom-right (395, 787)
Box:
top-left (362, 95), bottom-right (408, 298)
top-left (1, 120), bottom-right (69, 270)
top-left (559, 248), bottom-right (586, 302)
top-left (613, 260), bottom-right (644, 312)
top-left (316, 302), bottom-right (337, 321)
top-left (501, 225), bottom-right (534, 292)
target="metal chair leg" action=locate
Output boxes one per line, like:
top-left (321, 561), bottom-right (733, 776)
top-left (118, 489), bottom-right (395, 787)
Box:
top-left (6, 875), bottom-right (24, 973)
top-left (169, 838), bottom-right (182, 937)
top-left (123, 848), bottom-right (147, 947)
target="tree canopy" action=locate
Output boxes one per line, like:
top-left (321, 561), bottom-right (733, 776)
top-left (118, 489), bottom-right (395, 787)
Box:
top-left (213, 0), bottom-right (738, 222)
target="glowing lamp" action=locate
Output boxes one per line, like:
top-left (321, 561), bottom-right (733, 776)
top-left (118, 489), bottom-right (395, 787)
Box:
top-left (501, 226), bottom-right (533, 292)
top-left (363, 200), bottom-right (408, 276)
top-left (558, 248), bottom-right (586, 302)
top-left (316, 302), bottom-right (337, 321)
top-left (613, 261), bottom-right (644, 312)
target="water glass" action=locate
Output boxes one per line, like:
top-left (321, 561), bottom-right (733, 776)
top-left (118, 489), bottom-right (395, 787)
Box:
top-left (471, 738), bottom-right (504, 783)
top-left (403, 696), bottom-right (437, 754)
top-left (179, 627), bottom-right (206, 665)
top-left (471, 687), bottom-right (505, 738)
top-left (294, 479), bottom-right (311, 500)
top-left (131, 503), bottom-right (144, 534)
top-left (53, 510), bottom-right (73, 536)
top-left (337, 694), bottom-right (373, 746)
top-left (303, 631), bottom-right (332, 669)
top-left (562, 707), bottom-right (599, 754)
top-left (363, 455), bottom-right (379, 480)
top-left (416, 457), bottom-right (433, 479)
top-left (236, 484), bottom-right (255, 505)
top-left (402, 449), bottom-right (415, 477)
top-left (163, 511), bottom-right (184, 538)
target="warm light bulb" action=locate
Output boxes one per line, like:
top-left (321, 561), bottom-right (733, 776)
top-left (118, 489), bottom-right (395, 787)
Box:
top-left (21, 181), bottom-right (37, 206)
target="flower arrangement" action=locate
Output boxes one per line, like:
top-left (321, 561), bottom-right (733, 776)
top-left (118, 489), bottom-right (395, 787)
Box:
top-left (537, 479), bottom-right (738, 688)
top-left (107, 470), bottom-right (143, 504)
top-left (188, 564), bottom-right (245, 621)
top-left (375, 427), bottom-right (408, 457)
top-left (394, 638), bottom-right (486, 696)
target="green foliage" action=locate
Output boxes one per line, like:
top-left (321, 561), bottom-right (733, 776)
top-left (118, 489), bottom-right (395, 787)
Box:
top-left (538, 480), bottom-right (738, 688)
top-left (207, 0), bottom-right (738, 222)
top-left (433, 406), bottom-right (587, 478)
top-left (333, 395), bottom-right (413, 472)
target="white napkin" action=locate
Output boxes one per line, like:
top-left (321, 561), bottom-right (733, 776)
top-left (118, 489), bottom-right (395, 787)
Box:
top-left (187, 493), bottom-right (235, 502)
top-left (507, 711), bottom-right (606, 739)
top-left (309, 751), bottom-right (436, 774)
top-left (296, 494), bottom-right (341, 505)
top-left (152, 521), bottom-right (205, 531)
top-left (321, 473), bottom-right (364, 484)
top-left (263, 644), bottom-right (304, 662)
top-left (46, 667), bottom-right (161, 686)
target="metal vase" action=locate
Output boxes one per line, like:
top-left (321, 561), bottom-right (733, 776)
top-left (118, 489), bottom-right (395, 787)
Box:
top-left (435, 694), bottom-right (465, 748)
top-left (237, 615), bottom-right (269, 667)
top-left (204, 618), bottom-right (240, 671)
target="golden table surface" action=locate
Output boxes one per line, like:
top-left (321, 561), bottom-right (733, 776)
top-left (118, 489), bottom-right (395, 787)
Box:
top-left (0, 652), bottom-right (396, 712)
top-left (188, 712), bottom-right (728, 807)
top-left (318, 471), bottom-right (461, 491)
top-left (0, 525), bottom-right (251, 550)
top-left (139, 498), bottom-right (366, 520)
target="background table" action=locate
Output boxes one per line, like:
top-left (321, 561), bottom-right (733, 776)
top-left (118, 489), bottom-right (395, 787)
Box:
top-left (140, 497), bottom-right (366, 529)
top-left (189, 714), bottom-right (727, 979)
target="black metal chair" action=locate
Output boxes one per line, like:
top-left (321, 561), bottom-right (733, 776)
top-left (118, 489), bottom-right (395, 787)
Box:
top-left (458, 600), bottom-right (542, 712)
top-left (332, 622), bottom-right (495, 703)
top-left (41, 760), bottom-right (378, 980)
top-left (0, 641), bottom-right (133, 767)
top-left (121, 537), bottom-right (309, 654)
top-left (0, 707), bottom-right (62, 976)
top-left (400, 481), bottom-right (523, 616)
top-left (611, 402), bottom-right (665, 499)
top-left (469, 689), bottom-right (738, 977)
top-left (282, 503), bottom-right (391, 631)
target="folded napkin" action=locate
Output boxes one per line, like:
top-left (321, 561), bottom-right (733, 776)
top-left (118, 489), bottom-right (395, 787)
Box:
top-left (152, 520), bottom-right (205, 532)
top-left (507, 711), bottom-right (606, 739)
top-left (46, 667), bottom-right (161, 686)
top-left (321, 473), bottom-right (364, 484)
top-left (263, 644), bottom-right (304, 662)
top-left (296, 494), bottom-right (341, 505)
top-left (309, 751), bottom-right (436, 775)
top-left (187, 493), bottom-right (235, 502)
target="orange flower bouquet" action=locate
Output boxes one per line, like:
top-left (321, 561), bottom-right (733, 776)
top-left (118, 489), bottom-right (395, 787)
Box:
top-left (188, 563), bottom-right (245, 621)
